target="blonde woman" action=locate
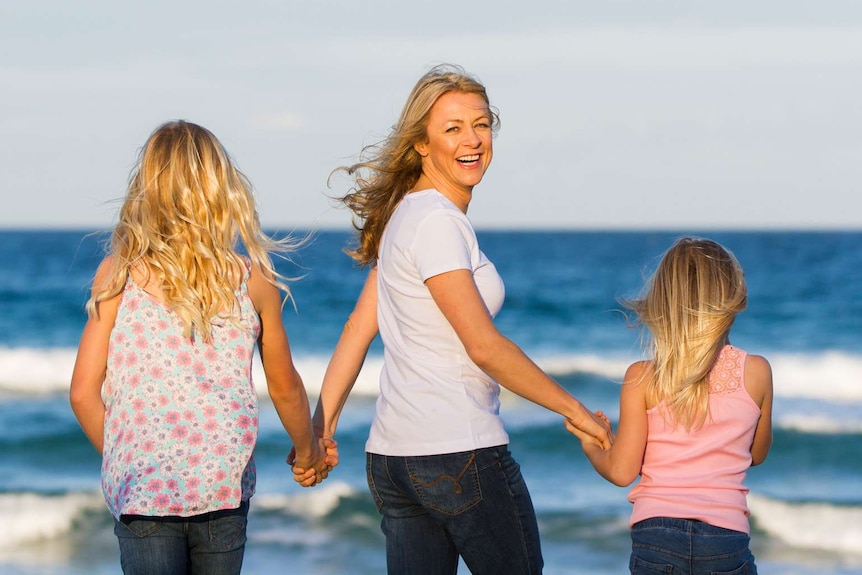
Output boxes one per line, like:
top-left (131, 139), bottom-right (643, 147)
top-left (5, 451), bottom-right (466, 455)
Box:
top-left (70, 120), bottom-right (334, 575)
top-left (567, 237), bottom-right (774, 574)
top-left (300, 65), bottom-right (612, 575)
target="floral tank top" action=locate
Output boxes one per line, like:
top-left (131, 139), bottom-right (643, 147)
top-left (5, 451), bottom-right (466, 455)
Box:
top-left (101, 270), bottom-right (260, 519)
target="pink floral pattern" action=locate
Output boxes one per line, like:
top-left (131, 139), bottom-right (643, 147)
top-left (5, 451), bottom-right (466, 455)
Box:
top-left (708, 345), bottom-right (745, 395)
top-left (101, 272), bottom-right (260, 519)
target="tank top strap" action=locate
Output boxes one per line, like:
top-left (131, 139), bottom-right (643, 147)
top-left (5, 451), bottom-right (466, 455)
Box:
top-left (708, 345), bottom-right (746, 395)
top-left (239, 256), bottom-right (253, 292)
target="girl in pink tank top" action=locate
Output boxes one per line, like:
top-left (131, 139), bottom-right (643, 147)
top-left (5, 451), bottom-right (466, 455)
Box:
top-left (566, 237), bottom-right (774, 575)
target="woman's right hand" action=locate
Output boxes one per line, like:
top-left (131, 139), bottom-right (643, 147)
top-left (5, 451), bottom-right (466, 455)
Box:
top-left (566, 407), bottom-right (614, 450)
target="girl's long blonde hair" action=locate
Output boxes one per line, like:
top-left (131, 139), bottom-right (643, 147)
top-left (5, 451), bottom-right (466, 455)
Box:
top-left (333, 64), bottom-right (499, 266)
top-left (88, 120), bottom-right (295, 342)
top-left (625, 237), bottom-right (747, 430)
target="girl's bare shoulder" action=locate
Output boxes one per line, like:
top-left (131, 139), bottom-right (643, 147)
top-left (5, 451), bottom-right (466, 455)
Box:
top-left (744, 353), bottom-right (773, 406)
top-left (624, 360), bottom-right (653, 384)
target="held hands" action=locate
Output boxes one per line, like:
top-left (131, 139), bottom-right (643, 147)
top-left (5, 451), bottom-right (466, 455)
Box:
top-left (288, 436), bottom-right (339, 488)
top-left (565, 409), bottom-right (614, 450)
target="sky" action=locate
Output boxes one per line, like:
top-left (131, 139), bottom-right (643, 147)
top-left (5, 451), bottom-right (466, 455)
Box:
top-left (2, 0), bottom-right (861, 230)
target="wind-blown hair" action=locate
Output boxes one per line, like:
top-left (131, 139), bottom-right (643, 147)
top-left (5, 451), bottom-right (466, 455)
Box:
top-left (624, 237), bottom-right (747, 430)
top-left (88, 120), bottom-right (295, 342)
top-left (334, 64), bottom-right (500, 266)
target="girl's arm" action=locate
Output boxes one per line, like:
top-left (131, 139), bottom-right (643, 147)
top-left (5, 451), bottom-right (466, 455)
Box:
top-left (745, 354), bottom-right (774, 466)
top-left (248, 264), bottom-right (329, 483)
top-left (69, 257), bottom-right (119, 454)
top-left (565, 361), bottom-right (650, 486)
top-left (425, 269), bottom-right (613, 449)
top-left (312, 267), bottom-right (379, 440)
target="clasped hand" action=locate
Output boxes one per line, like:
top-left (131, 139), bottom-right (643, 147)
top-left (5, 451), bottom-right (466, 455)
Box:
top-left (565, 410), bottom-right (614, 450)
top-left (287, 436), bottom-right (339, 487)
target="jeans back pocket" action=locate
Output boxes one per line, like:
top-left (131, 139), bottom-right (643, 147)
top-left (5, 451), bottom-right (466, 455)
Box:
top-left (405, 451), bottom-right (482, 516)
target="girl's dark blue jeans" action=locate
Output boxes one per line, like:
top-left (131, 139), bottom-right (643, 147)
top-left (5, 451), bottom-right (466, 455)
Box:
top-left (113, 500), bottom-right (249, 575)
top-left (630, 517), bottom-right (758, 574)
top-left (367, 445), bottom-right (543, 575)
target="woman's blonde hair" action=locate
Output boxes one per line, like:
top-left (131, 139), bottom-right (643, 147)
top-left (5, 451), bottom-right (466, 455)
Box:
top-left (625, 237), bottom-right (747, 430)
top-left (334, 64), bottom-right (499, 266)
top-left (88, 120), bottom-right (295, 342)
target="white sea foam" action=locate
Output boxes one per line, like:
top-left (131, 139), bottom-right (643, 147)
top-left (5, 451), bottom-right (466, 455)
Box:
top-left (749, 494), bottom-right (862, 555)
top-left (0, 492), bottom-right (104, 550)
top-left (0, 346), bottom-right (380, 397)
top-left (0, 347), bottom-right (80, 394)
top-left (538, 350), bottom-right (862, 403)
top-left (0, 485), bottom-right (362, 548)
top-left (2, 347), bottom-right (861, 403)
top-left (775, 413), bottom-right (862, 434)
top-left (534, 353), bottom-right (634, 382)
top-left (0, 348), bottom-right (630, 396)
top-left (2, 489), bottom-right (860, 562)
top-left (253, 481), bottom-right (361, 518)
top-left (769, 351), bottom-right (862, 402)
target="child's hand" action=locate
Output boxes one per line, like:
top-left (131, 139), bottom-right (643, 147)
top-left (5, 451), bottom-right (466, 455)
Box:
top-left (287, 446), bottom-right (316, 487)
top-left (290, 462), bottom-right (318, 487)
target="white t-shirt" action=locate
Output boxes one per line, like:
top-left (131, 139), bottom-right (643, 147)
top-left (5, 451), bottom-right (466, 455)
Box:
top-left (366, 189), bottom-right (510, 456)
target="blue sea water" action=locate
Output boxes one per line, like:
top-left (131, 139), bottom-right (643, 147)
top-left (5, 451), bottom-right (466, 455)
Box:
top-left (0, 229), bottom-right (860, 575)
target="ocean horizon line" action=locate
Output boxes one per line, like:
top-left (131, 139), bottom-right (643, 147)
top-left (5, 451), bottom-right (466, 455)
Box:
top-left (1, 225), bottom-right (861, 234)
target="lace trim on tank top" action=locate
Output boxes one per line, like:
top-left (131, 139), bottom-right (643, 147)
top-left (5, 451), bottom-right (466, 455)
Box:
top-left (708, 345), bottom-right (744, 395)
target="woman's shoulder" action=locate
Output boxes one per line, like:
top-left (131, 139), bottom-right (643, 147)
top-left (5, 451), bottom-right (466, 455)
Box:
top-left (391, 192), bottom-right (473, 244)
top-left (401, 189), bottom-right (465, 217)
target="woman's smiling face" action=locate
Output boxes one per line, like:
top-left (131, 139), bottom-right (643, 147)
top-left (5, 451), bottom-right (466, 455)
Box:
top-left (414, 91), bottom-right (493, 202)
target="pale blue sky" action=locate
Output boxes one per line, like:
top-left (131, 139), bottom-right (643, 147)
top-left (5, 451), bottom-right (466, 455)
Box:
top-left (2, 0), bottom-right (861, 229)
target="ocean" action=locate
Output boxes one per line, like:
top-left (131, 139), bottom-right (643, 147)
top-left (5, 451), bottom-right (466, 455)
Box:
top-left (0, 229), bottom-right (860, 575)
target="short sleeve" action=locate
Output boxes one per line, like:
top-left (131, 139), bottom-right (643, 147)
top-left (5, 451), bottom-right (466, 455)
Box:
top-left (412, 210), bottom-right (475, 281)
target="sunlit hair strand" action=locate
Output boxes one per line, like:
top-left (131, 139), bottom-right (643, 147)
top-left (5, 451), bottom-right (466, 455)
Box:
top-left (623, 237), bottom-right (747, 430)
top-left (88, 120), bottom-right (299, 342)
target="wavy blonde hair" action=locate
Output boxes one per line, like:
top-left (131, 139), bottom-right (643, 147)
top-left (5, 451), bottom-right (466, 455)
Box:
top-left (88, 120), bottom-right (295, 342)
top-left (333, 64), bottom-right (500, 266)
top-left (625, 237), bottom-right (747, 430)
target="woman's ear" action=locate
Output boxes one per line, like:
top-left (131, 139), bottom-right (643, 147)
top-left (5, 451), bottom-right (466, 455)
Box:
top-left (413, 141), bottom-right (428, 158)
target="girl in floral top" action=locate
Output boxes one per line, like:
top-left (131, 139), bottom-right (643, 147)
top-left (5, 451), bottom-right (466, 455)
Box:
top-left (70, 120), bottom-right (335, 575)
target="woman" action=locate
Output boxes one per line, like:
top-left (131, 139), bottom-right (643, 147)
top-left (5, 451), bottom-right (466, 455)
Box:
top-left (302, 64), bottom-right (612, 575)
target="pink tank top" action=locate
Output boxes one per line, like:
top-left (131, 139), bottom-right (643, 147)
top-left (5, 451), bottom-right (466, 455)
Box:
top-left (628, 345), bottom-right (761, 534)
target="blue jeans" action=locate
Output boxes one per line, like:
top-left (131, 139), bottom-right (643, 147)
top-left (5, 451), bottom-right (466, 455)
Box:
top-left (367, 445), bottom-right (543, 575)
top-left (113, 500), bottom-right (249, 575)
top-left (630, 517), bottom-right (757, 574)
